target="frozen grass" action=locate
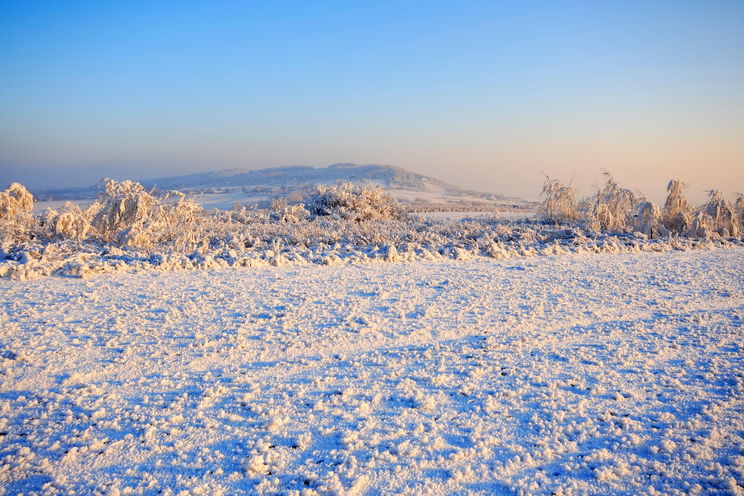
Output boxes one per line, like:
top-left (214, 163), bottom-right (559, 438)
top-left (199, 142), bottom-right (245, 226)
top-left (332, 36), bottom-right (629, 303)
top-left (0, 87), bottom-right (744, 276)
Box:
top-left (1, 215), bottom-right (740, 280)
top-left (0, 177), bottom-right (742, 280)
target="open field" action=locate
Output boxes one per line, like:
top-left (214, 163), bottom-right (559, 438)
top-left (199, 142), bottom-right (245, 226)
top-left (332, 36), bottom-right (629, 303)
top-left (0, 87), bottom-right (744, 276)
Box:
top-left (1, 247), bottom-right (742, 495)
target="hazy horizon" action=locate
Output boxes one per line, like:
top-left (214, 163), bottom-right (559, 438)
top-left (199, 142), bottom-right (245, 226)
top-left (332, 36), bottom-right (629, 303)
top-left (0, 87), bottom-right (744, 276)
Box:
top-left (2, 1), bottom-right (743, 204)
top-left (1, 160), bottom-right (740, 205)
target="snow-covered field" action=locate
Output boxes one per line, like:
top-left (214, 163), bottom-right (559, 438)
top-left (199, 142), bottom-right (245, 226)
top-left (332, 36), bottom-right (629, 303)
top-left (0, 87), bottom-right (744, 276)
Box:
top-left (1, 248), bottom-right (743, 495)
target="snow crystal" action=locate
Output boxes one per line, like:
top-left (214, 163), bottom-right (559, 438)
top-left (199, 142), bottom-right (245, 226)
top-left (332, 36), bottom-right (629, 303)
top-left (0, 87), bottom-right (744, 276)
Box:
top-left (0, 248), bottom-right (742, 494)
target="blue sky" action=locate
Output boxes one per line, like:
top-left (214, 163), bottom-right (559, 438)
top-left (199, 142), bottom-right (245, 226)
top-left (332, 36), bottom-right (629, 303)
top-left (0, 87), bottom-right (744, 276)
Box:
top-left (1, 1), bottom-right (743, 201)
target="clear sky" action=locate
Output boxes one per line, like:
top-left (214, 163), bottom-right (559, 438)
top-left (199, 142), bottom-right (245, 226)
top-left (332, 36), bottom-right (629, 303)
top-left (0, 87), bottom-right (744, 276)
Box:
top-left (1, 0), bottom-right (743, 203)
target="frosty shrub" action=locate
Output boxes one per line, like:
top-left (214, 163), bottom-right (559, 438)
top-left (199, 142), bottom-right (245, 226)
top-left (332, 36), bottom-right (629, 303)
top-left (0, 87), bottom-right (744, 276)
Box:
top-left (634, 201), bottom-right (668, 238)
top-left (0, 183), bottom-right (34, 216)
top-left (662, 179), bottom-right (692, 234)
top-left (539, 176), bottom-right (576, 223)
top-left (688, 211), bottom-right (713, 238)
top-left (145, 191), bottom-right (205, 252)
top-left (586, 174), bottom-right (638, 232)
top-left (699, 190), bottom-right (738, 237)
top-left (52, 202), bottom-right (92, 241)
top-left (87, 179), bottom-right (204, 250)
top-left (121, 191), bottom-right (204, 251)
top-left (91, 179), bottom-right (158, 243)
top-left (270, 198), bottom-right (310, 223)
top-left (304, 182), bottom-right (405, 222)
top-left (735, 194), bottom-right (744, 229)
top-left (0, 183), bottom-right (35, 242)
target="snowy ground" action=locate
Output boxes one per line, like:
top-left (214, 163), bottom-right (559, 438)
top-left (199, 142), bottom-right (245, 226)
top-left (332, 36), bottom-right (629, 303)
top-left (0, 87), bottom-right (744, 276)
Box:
top-left (1, 248), bottom-right (743, 495)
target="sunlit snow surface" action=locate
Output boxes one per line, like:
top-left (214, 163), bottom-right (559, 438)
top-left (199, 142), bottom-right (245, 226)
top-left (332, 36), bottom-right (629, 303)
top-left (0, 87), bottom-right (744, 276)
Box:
top-left (1, 248), bottom-right (742, 495)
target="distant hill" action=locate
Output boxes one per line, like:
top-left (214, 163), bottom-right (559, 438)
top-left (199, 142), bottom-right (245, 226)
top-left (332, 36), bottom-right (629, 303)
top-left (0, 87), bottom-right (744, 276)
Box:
top-left (33, 163), bottom-right (534, 212)
top-left (136, 163), bottom-right (503, 198)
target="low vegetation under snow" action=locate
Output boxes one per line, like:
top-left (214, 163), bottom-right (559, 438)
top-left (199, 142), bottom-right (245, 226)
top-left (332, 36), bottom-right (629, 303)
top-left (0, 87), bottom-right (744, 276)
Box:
top-left (1, 176), bottom-right (742, 280)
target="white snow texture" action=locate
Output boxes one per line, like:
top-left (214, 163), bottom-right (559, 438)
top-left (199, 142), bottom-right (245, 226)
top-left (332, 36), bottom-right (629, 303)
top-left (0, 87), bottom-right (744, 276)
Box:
top-left (1, 248), bottom-right (743, 495)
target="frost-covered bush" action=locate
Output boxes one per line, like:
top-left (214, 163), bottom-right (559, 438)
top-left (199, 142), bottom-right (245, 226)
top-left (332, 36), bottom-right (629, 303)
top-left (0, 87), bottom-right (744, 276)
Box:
top-left (0, 183), bottom-right (35, 243)
top-left (688, 211), bottom-right (712, 238)
top-left (91, 179), bottom-right (157, 243)
top-left (0, 183), bottom-right (34, 217)
top-left (270, 198), bottom-right (309, 223)
top-left (586, 174), bottom-right (638, 232)
top-left (698, 190), bottom-right (738, 237)
top-left (83, 179), bottom-right (206, 250)
top-left (539, 176), bottom-right (576, 223)
top-left (123, 191), bottom-right (205, 251)
top-left (662, 179), bottom-right (692, 234)
top-left (736, 194), bottom-right (744, 229)
top-left (52, 202), bottom-right (92, 241)
top-left (634, 201), bottom-right (668, 238)
top-left (304, 183), bottom-right (405, 222)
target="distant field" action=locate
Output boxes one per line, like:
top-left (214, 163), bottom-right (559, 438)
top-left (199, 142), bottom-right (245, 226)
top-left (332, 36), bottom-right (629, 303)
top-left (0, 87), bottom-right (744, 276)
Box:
top-left (33, 186), bottom-right (535, 216)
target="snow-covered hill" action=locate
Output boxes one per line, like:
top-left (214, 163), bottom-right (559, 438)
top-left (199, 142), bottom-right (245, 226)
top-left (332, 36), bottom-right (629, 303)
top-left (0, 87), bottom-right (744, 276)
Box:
top-left (32, 164), bottom-right (535, 213)
top-left (141, 163), bottom-right (464, 194)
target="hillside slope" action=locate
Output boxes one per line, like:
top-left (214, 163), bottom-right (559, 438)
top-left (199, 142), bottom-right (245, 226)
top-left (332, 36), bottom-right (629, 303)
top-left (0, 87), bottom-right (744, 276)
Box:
top-left (32, 164), bottom-right (532, 208)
